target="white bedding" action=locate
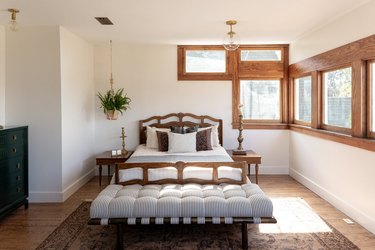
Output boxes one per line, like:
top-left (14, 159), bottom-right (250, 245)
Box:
top-left (131, 144), bottom-right (230, 157)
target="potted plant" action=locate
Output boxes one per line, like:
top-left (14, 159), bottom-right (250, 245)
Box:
top-left (97, 88), bottom-right (131, 120)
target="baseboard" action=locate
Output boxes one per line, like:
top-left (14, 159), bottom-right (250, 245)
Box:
top-left (62, 169), bottom-right (96, 202)
top-left (29, 169), bottom-right (95, 203)
top-left (257, 165), bottom-right (289, 175)
top-left (290, 167), bottom-right (375, 235)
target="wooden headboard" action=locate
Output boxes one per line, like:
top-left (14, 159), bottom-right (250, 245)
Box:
top-left (139, 113), bottom-right (223, 145)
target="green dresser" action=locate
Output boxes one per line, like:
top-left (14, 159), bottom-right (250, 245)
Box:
top-left (0, 126), bottom-right (28, 220)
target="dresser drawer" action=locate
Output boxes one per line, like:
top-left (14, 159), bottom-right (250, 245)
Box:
top-left (0, 185), bottom-right (25, 206)
top-left (0, 144), bottom-right (24, 160)
top-left (0, 130), bottom-right (25, 146)
top-left (0, 168), bottom-right (24, 189)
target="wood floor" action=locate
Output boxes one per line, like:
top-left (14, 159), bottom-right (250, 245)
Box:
top-left (0, 175), bottom-right (374, 250)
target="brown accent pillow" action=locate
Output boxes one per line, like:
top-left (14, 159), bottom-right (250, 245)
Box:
top-left (196, 128), bottom-right (212, 151)
top-left (170, 126), bottom-right (185, 134)
top-left (156, 131), bottom-right (169, 152)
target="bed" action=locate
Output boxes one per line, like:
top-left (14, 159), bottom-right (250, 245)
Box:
top-left (90, 113), bottom-right (276, 249)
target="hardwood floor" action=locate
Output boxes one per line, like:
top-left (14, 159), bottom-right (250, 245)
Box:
top-left (0, 175), bottom-right (374, 249)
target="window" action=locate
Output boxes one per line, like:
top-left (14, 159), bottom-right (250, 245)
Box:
top-left (185, 50), bottom-right (226, 73)
top-left (323, 67), bottom-right (352, 130)
top-left (240, 80), bottom-right (281, 120)
top-left (241, 49), bottom-right (281, 61)
top-left (177, 46), bottom-right (230, 80)
top-left (294, 76), bottom-right (312, 124)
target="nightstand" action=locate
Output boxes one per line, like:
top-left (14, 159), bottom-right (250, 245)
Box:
top-left (96, 151), bottom-right (133, 186)
top-left (227, 150), bottom-right (261, 184)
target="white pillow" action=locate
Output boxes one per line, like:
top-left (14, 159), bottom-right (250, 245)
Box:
top-left (146, 126), bottom-right (170, 149)
top-left (168, 132), bottom-right (197, 153)
top-left (198, 125), bottom-right (220, 147)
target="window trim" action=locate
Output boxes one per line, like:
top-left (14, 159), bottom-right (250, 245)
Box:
top-left (293, 74), bottom-right (312, 126)
top-left (177, 45), bottom-right (231, 80)
top-left (240, 78), bottom-right (282, 123)
top-left (369, 59), bottom-right (375, 139)
top-left (321, 65), bottom-right (353, 135)
top-left (232, 44), bottom-right (289, 129)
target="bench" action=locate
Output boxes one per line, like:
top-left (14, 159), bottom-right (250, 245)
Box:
top-left (89, 161), bottom-right (276, 249)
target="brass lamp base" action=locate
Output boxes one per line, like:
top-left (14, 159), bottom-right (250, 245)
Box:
top-left (232, 149), bottom-right (247, 155)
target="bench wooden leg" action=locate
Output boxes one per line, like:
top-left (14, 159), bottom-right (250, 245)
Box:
top-left (117, 224), bottom-right (124, 250)
top-left (242, 222), bottom-right (248, 250)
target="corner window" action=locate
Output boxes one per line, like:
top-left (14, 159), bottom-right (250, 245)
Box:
top-left (294, 76), bottom-right (312, 124)
top-left (240, 80), bottom-right (281, 121)
top-left (323, 67), bottom-right (352, 131)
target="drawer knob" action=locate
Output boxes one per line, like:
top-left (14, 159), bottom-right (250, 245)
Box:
top-left (13, 135), bottom-right (17, 140)
top-left (16, 163), bottom-right (21, 169)
top-left (16, 176), bottom-right (21, 181)
top-left (16, 187), bottom-right (22, 193)
top-left (12, 148), bottom-right (17, 153)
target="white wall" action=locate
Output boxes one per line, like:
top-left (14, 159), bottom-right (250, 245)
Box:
top-left (5, 26), bottom-right (63, 202)
top-left (60, 27), bottom-right (95, 201)
top-left (289, 0), bottom-right (375, 234)
top-left (290, 1), bottom-right (375, 64)
top-left (94, 44), bottom-right (289, 174)
top-left (290, 132), bottom-right (375, 234)
top-left (0, 26), bottom-right (5, 125)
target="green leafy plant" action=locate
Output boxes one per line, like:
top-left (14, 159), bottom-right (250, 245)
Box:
top-left (97, 88), bottom-right (131, 114)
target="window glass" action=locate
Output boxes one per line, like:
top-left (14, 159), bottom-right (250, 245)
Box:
top-left (240, 50), bottom-right (281, 61)
top-left (323, 67), bottom-right (352, 128)
top-left (372, 63), bottom-right (375, 132)
top-left (294, 76), bottom-right (312, 123)
top-left (240, 80), bottom-right (280, 120)
top-left (185, 50), bottom-right (226, 73)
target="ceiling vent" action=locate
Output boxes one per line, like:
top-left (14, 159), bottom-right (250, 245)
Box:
top-left (95, 17), bottom-right (113, 25)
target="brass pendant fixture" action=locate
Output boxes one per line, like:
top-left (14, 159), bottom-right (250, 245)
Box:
top-left (223, 20), bottom-right (240, 51)
top-left (8, 8), bottom-right (20, 32)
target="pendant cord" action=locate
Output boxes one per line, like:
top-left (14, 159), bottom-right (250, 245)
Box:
top-left (110, 40), bottom-right (114, 91)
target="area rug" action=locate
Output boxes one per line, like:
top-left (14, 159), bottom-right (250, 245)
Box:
top-left (37, 198), bottom-right (359, 249)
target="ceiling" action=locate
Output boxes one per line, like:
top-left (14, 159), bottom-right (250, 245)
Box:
top-left (0, 0), bottom-right (370, 45)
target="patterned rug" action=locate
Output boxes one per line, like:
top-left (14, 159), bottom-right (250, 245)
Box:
top-left (37, 198), bottom-right (359, 250)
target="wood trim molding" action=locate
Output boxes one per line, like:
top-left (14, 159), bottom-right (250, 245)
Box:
top-left (290, 124), bottom-right (375, 152)
top-left (290, 34), bottom-right (375, 76)
top-left (177, 45), bottom-right (232, 80)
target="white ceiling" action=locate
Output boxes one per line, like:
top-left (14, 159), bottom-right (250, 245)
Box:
top-left (0, 0), bottom-right (371, 45)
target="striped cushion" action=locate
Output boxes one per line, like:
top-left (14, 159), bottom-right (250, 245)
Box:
top-left (90, 183), bottom-right (273, 223)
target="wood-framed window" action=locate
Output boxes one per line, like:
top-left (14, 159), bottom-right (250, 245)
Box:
top-left (177, 45), bottom-right (231, 80)
top-left (293, 75), bottom-right (312, 126)
top-left (321, 66), bottom-right (352, 134)
top-left (240, 79), bottom-right (282, 122)
top-left (233, 45), bottom-right (289, 129)
top-left (289, 34), bottom-right (375, 152)
top-left (369, 60), bottom-right (375, 139)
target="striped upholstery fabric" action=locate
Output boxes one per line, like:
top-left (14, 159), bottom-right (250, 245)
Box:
top-left (90, 183), bottom-right (273, 224)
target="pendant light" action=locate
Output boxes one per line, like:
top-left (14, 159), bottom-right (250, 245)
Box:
top-left (7, 9), bottom-right (20, 32)
top-left (223, 20), bottom-right (240, 51)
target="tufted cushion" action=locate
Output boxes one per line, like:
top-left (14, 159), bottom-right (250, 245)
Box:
top-left (90, 183), bottom-right (273, 222)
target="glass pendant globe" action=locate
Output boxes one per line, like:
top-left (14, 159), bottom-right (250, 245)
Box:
top-left (223, 33), bottom-right (240, 51)
top-left (8, 20), bottom-right (19, 32)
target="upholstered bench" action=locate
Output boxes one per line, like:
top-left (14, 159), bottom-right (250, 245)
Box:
top-left (89, 161), bottom-right (276, 249)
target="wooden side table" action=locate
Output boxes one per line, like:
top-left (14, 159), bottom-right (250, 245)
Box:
top-left (95, 151), bottom-right (133, 186)
top-left (227, 150), bottom-right (262, 184)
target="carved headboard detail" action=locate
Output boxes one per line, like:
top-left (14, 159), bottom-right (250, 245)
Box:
top-left (139, 113), bottom-right (223, 145)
